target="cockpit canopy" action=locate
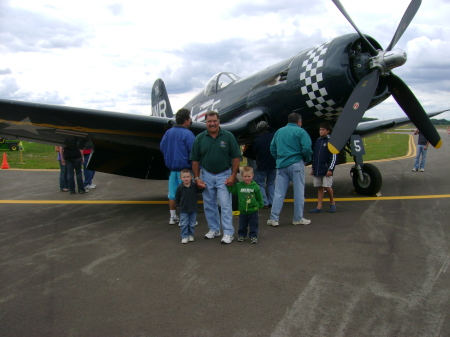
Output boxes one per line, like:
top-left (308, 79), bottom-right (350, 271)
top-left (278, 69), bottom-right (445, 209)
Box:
top-left (204, 72), bottom-right (241, 96)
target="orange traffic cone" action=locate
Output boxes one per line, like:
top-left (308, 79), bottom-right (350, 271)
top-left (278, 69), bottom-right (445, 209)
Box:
top-left (1, 152), bottom-right (10, 169)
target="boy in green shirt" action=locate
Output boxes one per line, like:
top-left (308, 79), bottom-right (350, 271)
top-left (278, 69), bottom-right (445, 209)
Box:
top-left (228, 166), bottom-right (264, 244)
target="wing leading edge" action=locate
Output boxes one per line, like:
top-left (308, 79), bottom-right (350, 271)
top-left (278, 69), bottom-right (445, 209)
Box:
top-left (354, 110), bottom-right (447, 138)
top-left (0, 98), bottom-right (174, 179)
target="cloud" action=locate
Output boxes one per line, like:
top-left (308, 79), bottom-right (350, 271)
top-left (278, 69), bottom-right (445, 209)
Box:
top-left (155, 27), bottom-right (327, 97)
top-left (0, 77), bottom-right (20, 98)
top-left (0, 68), bottom-right (12, 75)
top-left (0, 0), bottom-right (449, 121)
top-left (29, 91), bottom-right (66, 105)
top-left (395, 37), bottom-right (450, 92)
top-left (107, 3), bottom-right (124, 16)
top-left (227, 0), bottom-right (324, 18)
top-left (0, 2), bottom-right (90, 53)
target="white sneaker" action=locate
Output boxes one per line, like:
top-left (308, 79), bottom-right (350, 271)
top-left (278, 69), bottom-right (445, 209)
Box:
top-left (221, 234), bottom-right (234, 244)
top-left (89, 184), bottom-right (96, 189)
top-left (181, 238), bottom-right (189, 244)
top-left (169, 216), bottom-right (179, 225)
top-left (188, 235), bottom-right (194, 242)
top-left (204, 230), bottom-right (221, 239)
top-left (293, 218), bottom-right (311, 225)
top-left (412, 168), bottom-right (418, 172)
top-left (420, 168), bottom-right (425, 172)
top-left (267, 219), bottom-right (279, 227)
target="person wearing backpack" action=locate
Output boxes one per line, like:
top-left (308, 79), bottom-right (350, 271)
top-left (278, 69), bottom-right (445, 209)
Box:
top-left (61, 143), bottom-right (89, 194)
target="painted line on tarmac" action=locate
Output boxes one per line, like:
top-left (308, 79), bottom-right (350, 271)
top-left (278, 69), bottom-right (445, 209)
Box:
top-left (1, 194), bottom-right (450, 204)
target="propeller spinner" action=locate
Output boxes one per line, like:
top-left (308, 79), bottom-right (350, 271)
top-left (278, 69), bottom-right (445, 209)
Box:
top-left (328, 0), bottom-right (442, 154)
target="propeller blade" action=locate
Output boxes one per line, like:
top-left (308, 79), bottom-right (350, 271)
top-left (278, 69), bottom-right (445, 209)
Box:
top-left (386, 73), bottom-right (442, 148)
top-left (332, 0), bottom-right (378, 56)
top-left (386, 0), bottom-right (422, 51)
top-left (328, 69), bottom-right (380, 154)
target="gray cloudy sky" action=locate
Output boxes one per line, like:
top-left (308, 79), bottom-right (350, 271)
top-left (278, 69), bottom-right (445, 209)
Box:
top-left (1, 0), bottom-right (450, 119)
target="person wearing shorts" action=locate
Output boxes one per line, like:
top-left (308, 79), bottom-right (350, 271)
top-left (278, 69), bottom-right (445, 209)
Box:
top-left (160, 109), bottom-right (195, 225)
top-left (309, 122), bottom-right (337, 213)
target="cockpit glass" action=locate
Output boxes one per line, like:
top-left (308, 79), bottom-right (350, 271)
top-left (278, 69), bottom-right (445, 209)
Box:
top-left (204, 72), bottom-right (241, 96)
top-left (217, 73), bottom-right (233, 91)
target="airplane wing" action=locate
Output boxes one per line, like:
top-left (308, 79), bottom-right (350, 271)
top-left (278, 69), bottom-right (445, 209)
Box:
top-left (0, 96), bottom-right (257, 180)
top-left (0, 98), bottom-right (180, 179)
top-left (354, 110), bottom-right (448, 138)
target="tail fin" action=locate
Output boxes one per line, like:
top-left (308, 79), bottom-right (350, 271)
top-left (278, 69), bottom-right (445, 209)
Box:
top-left (151, 78), bottom-right (173, 118)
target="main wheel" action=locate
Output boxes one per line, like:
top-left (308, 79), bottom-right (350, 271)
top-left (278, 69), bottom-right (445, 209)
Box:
top-left (352, 163), bottom-right (382, 195)
top-left (9, 144), bottom-right (19, 151)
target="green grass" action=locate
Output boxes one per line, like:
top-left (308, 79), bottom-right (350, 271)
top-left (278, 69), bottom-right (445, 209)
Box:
top-left (1, 142), bottom-right (60, 169)
top-left (241, 132), bottom-right (411, 166)
top-left (2, 133), bottom-right (411, 170)
top-left (346, 133), bottom-right (410, 162)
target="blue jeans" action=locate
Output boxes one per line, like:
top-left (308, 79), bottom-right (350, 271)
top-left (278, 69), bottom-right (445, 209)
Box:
top-left (238, 211), bottom-right (259, 238)
top-left (83, 153), bottom-right (95, 186)
top-left (180, 212), bottom-right (197, 238)
top-left (58, 160), bottom-right (68, 190)
top-left (201, 168), bottom-right (234, 236)
top-left (255, 169), bottom-right (276, 206)
top-left (66, 158), bottom-right (85, 192)
top-left (414, 145), bottom-right (428, 170)
top-left (270, 161), bottom-right (306, 222)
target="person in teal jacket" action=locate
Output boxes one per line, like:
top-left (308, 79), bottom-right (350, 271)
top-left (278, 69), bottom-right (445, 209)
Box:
top-left (267, 113), bottom-right (312, 227)
top-left (228, 166), bottom-right (264, 244)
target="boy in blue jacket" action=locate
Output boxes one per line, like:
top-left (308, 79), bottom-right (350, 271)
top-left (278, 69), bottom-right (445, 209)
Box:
top-left (228, 166), bottom-right (264, 244)
top-left (310, 123), bottom-right (337, 213)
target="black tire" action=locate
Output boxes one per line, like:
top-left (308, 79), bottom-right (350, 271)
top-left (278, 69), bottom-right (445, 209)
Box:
top-left (9, 144), bottom-right (19, 151)
top-left (352, 163), bottom-right (382, 195)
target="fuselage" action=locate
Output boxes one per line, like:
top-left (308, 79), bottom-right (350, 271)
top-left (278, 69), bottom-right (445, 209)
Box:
top-left (183, 33), bottom-right (390, 141)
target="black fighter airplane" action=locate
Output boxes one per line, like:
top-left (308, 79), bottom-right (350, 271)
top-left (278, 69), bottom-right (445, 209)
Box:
top-left (0, 0), bottom-right (445, 196)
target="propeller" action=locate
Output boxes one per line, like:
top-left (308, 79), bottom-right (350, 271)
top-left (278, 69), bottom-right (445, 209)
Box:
top-left (387, 73), bottom-right (442, 148)
top-left (386, 0), bottom-right (422, 51)
top-left (331, 0), bottom-right (377, 56)
top-left (327, 69), bottom-right (380, 154)
top-left (328, 0), bottom-right (442, 154)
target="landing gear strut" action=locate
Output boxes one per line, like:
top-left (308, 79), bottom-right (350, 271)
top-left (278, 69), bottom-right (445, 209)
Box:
top-left (347, 135), bottom-right (382, 196)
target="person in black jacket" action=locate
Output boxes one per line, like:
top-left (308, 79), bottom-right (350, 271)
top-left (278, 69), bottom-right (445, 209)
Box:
top-left (309, 123), bottom-right (337, 213)
top-left (243, 121), bottom-right (277, 208)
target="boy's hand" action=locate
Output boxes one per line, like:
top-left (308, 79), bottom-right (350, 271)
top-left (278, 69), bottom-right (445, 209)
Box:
top-left (310, 169), bottom-right (314, 176)
top-left (196, 179), bottom-right (206, 188)
top-left (225, 175), bottom-right (236, 186)
top-left (326, 170), bottom-right (333, 177)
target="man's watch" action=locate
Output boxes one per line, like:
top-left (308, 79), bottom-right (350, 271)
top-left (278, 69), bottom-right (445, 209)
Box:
top-left (194, 177), bottom-right (199, 181)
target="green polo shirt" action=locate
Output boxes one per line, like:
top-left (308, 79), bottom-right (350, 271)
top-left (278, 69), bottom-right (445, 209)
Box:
top-left (190, 128), bottom-right (241, 173)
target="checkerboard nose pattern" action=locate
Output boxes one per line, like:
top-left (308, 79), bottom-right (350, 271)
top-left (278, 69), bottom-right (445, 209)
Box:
top-left (300, 41), bottom-right (342, 120)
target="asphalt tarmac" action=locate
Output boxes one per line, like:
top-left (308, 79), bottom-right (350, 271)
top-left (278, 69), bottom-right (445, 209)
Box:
top-left (1, 130), bottom-right (450, 336)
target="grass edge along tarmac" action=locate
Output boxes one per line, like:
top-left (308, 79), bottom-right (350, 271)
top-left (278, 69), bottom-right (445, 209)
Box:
top-left (3, 133), bottom-right (410, 170)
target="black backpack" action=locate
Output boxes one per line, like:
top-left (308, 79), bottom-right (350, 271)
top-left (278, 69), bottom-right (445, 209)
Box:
top-left (63, 146), bottom-right (81, 160)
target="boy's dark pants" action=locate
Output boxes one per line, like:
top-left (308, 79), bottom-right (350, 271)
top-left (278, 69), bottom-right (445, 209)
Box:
top-left (238, 211), bottom-right (259, 238)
